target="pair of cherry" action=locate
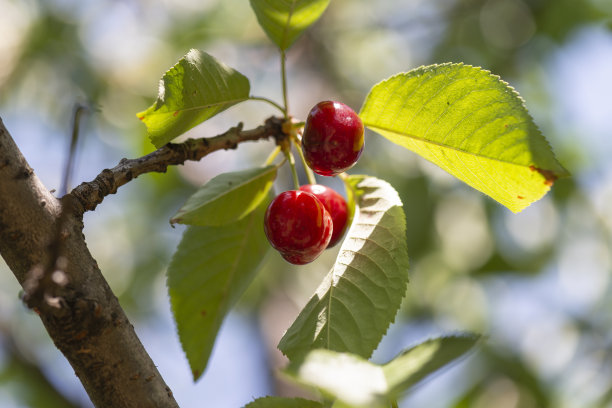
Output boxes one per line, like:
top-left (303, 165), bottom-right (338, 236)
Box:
top-left (264, 101), bottom-right (365, 265)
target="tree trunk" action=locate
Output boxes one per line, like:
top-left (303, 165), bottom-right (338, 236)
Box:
top-left (0, 117), bottom-right (180, 408)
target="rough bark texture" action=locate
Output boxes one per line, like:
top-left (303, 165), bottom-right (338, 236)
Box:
top-left (0, 121), bottom-right (60, 281)
top-left (70, 116), bottom-right (284, 214)
top-left (0, 115), bottom-right (285, 407)
top-left (0, 118), bottom-right (179, 408)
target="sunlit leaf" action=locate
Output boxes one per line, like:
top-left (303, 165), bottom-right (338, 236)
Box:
top-left (249, 0), bottom-right (330, 50)
top-left (383, 334), bottom-right (480, 397)
top-left (244, 396), bottom-right (323, 408)
top-left (167, 197), bottom-right (270, 380)
top-left (359, 63), bottom-right (569, 213)
top-left (137, 49), bottom-right (250, 147)
top-left (342, 174), bottom-right (359, 236)
top-left (171, 166), bottom-right (277, 226)
top-left (278, 175), bottom-right (410, 361)
top-left (285, 335), bottom-right (479, 408)
top-left (286, 350), bottom-right (388, 408)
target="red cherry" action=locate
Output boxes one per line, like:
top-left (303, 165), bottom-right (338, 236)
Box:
top-left (264, 190), bottom-right (333, 265)
top-left (299, 184), bottom-right (348, 248)
top-left (302, 101), bottom-right (364, 176)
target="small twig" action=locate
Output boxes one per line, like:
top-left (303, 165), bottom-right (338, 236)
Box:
top-left (69, 116), bottom-right (285, 214)
top-left (60, 104), bottom-right (89, 197)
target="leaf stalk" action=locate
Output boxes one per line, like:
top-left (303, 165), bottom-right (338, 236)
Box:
top-left (292, 138), bottom-right (316, 185)
top-left (264, 145), bottom-right (282, 165)
top-left (280, 50), bottom-right (289, 119)
top-left (250, 96), bottom-right (286, 115)
top-left (283, 147), bottom-right (300, 190)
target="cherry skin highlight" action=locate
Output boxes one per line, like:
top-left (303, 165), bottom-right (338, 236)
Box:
top-left (264, 190), bottom-right (333, 265)
top-left (299, 184), bottom-right (348, 248)
top-left (302, 101), bottom-right (365, 176)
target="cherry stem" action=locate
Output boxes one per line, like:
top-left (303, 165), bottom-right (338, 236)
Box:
top-left (283, 148), bottom-right (300, 190)
top-left (292, 138), bottom-right (316, 185)
top-left (249, 96), bottom-right (286, 116)
top-left (280, 50), bottom-right (289, 119)
top-left (264, 145), bottom-right (281, 165)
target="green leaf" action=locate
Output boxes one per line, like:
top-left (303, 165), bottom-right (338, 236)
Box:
top-left (278, 175), bottom-right (410, 361)
top-left (341, 175), bottom-right (360, 235)
top-left (285, 335), bottom-right (479, 408)
top-left (382, 334), bottom-right (481, 397)
top-left (286, 349), bottom-right (388, 408)
top-left (137, 49), bottom-right (250, 148)
top-left (249, 0), bottom-right (330, 50)
top-left (167, 197), bottom-right (270, 380)
top-left (171, 166), bottom-right (277, 226)
top-left (244, 397), bottom-right (323, 408)
top-left (359, 63), bottom-right (569, 213)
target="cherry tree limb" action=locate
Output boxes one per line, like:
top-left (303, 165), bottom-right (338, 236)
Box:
top-left (0, 115), bottom-right (283, 407)
top-left (70, 116), bottom-right (284, 214)
top-left (0, 117), bottom-right (179, 407)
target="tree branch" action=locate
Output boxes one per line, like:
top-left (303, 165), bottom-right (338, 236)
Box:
top-left (0, 114), bottom-right (286, 407)
top-left (0, 117), bottom-right (179, 407)
top-left (70, 116), bottom-right (284, 213)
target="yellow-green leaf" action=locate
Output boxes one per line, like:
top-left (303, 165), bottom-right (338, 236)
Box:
top-left (249, 0), bottom-right (330, 50)
top-left (359, 63), bottom-right (569, 213)
top-left (382, 334), bottom-right (480, 398)
top-left (138, 49), bottom-right (250, 148)
top-left (284, 335), bottom-right (479, 408)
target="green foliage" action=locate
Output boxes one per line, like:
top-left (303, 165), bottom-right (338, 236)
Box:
top-left (284, 335), bottom-right (479, 408)
top-left (343, 173), bottom-right (359, 234)
top-left (137, 49), bottom-right (250, 148)
top-left (287, 349), bottom-right (388, 408)
top-left (1, 0), bottom-right (592, 406)
top-left (382, 335), bottom-right (481, 397)
top-left (244, 396), bottom-right (324, 408)
top-left (278, 175), bottom-right (410, 361)
top-left (171, 166), bottom-right (277, 226)
top-left (249, 0), bottom-right (331, 50)
top-left (359, 63), bottom-right (569, 213)
top-left (167, 197), bottom-right (271, 380)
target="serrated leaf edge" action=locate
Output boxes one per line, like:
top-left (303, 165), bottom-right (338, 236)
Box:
top-left (360, 63), bottom-right (569, 179)
top-left (170, 165), bottom-right (277, 225)
top-left (278, 176), bottom-right (409, 361)
top-left (168, 206), bottom-right (267, 381)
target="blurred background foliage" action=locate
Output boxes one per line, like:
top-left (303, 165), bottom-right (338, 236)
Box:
top-left (0, 0), bottom-right (611, 407)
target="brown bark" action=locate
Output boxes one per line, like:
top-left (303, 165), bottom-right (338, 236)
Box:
top-left (0, 117), bottom-right (179, 407)
top-left (0, 116), bottom-right (284, 407)
top-left (70, 117), bottom-right (284, 214)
